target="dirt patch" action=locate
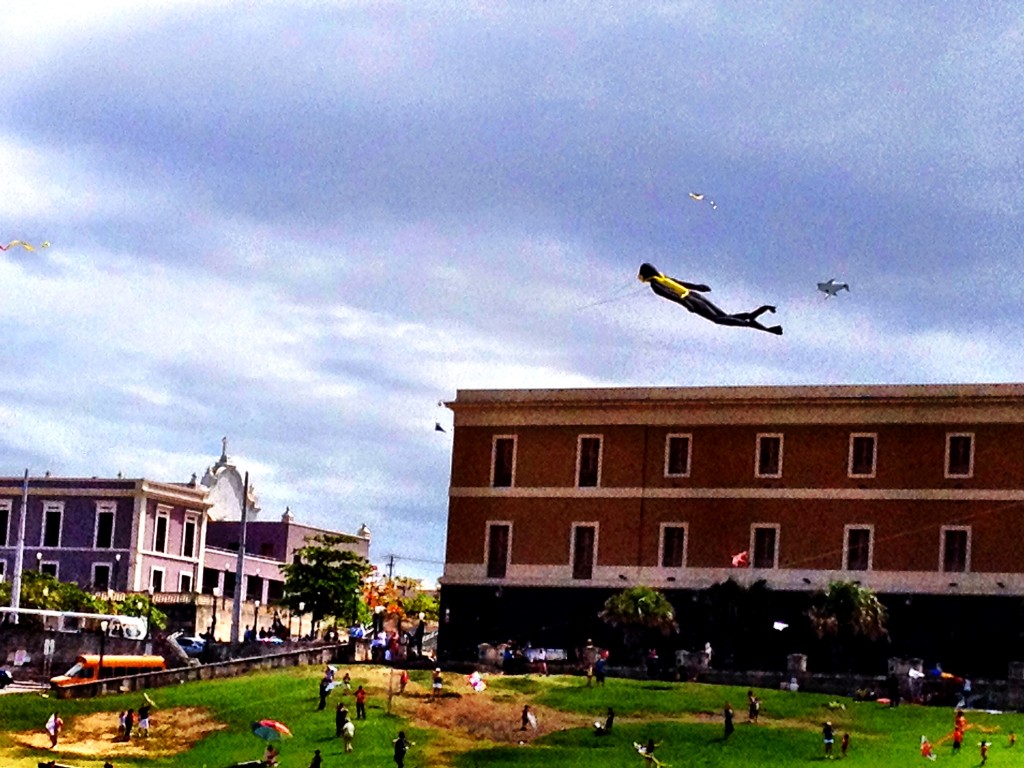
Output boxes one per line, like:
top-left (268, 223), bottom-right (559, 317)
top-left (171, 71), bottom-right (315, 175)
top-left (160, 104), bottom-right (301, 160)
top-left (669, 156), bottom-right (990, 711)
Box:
top-left (382, 673), bottom-right (593, 768)
top-left (10, 706), bottom-right (226, 760)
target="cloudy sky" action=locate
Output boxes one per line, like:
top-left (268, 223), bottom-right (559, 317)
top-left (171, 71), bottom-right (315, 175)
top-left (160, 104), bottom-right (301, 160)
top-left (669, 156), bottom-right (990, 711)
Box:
top-left (2, 3), bottom-right (1022, 583)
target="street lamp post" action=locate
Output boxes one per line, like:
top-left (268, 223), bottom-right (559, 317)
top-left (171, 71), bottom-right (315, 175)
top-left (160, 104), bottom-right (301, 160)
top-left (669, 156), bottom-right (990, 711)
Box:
top-left (145, 586), bottom-right (155, 641)
top-left (298, 601), bottom-right (305, 641)
top-left (99, 619), bottom-right (109, 684)
top-left (254, 600), bottom-right (261, 636)
top-left (211, 587), bottom-right (221, 641)
top-left (36, 552), bottom-right (42, 572)
top-left (114, 553), bottom-right (122, 591)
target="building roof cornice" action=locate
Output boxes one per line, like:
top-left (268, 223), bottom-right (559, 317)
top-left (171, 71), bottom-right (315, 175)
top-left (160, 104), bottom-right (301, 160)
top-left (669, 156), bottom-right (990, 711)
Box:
top-left (446, 383), bottom-right (1024, 427)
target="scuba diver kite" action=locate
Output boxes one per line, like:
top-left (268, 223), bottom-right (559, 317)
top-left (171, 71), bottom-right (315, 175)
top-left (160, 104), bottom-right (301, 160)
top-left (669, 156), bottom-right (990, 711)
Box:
top-left (638, 263), bottom-right (783, 335)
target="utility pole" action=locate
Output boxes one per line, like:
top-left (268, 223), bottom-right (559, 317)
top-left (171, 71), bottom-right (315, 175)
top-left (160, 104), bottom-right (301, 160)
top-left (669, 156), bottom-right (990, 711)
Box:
top-left (230, 471), bottom-right (249, 645)
top-left (387, 554), bottom-right (395, 580)
top-left (9, 470), bottom-right (29, 624)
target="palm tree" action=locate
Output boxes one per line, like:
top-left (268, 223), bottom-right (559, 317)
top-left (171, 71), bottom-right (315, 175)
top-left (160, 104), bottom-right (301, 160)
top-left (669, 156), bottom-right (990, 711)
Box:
top-left (808, 581), bottom-right (888, 670)
top-left (599, 586), bottom-right (678, 662)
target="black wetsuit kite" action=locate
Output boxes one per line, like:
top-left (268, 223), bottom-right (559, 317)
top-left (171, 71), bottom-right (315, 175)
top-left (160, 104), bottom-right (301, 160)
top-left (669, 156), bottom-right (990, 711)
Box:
top-left (637, 262), bottom-right (783, 335)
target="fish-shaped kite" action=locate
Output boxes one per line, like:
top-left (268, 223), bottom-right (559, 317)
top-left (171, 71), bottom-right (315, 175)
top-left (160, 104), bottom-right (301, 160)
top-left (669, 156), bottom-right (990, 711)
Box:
top-left (817, 278), bottom-right (850, 298)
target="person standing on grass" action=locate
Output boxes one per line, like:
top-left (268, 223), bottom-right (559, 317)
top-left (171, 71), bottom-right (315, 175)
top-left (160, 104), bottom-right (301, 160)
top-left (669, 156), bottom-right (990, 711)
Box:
top-left (137, 701), bottom-right (151, 738)
top-left (747, 690), bottom-right (760, 723)
top-left (723, 703), bottom-right (734, 739)
top-left (355, 685), bottom-right (367, 719)
top-left (400, 669), bottom-right (410, 694)
top-left (342, 719), bottom-right (355, 753)
top-left (841, 732), bottom-right (850, 757)
top-left (432, 668), bottom-right (443, 700)
top-left (45, 712), bottom-right (63, 749)
top-left (318, 674), bottom-right (331, 711)
top-left (123, 709), bottom-right (135, 741)
top-left (336, 700), bottom-right (349, 737)
top-left (823, 721), bottom-right (835, 758)
top-left (308, 749), bottom-right (322, 768)
top-left (393, 730), bottom-right (412, 768)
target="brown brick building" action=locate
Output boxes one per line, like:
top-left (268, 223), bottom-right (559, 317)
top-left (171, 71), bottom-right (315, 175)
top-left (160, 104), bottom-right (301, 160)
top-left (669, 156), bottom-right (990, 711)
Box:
top-left (437, 384), bottom-right (1024, 673)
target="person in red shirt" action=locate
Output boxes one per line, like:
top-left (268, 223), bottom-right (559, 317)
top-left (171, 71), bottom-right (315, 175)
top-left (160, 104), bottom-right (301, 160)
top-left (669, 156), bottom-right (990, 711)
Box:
top-left (355, 685), bottom-right (367, 720)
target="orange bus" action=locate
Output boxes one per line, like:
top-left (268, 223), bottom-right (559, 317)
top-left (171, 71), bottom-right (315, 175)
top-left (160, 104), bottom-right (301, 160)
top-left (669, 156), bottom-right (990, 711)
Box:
top-left (50, 654), bottom-right (166, 687)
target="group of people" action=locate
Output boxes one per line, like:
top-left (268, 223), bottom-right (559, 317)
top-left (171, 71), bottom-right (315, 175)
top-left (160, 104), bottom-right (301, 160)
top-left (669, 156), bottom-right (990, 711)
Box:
top-left (42, 696), bottom-right (153, 756)
top-left (116, 700), bottom-right (152, 741)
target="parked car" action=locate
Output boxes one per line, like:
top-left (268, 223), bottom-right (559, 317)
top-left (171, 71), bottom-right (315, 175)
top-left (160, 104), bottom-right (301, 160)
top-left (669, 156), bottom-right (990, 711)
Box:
top-left (176, 636), bottom-right (207, 657)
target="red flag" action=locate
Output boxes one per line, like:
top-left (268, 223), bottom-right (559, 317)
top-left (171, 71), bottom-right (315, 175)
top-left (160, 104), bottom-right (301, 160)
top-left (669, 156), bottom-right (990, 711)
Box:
top-left (730, 551), bottom-right (749, 568)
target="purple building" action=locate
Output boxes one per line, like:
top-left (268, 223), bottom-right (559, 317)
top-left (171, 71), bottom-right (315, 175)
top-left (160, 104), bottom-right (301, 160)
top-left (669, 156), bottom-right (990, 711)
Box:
top-left (203, 511), bottom-right (371, 603)
top-left (0, 441), bottom-right (371, 618)
top-left (0, 475), bottom-right (210, 593)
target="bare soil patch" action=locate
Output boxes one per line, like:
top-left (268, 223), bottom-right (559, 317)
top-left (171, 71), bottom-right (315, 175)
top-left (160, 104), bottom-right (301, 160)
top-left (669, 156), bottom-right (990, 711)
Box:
top-left (10, 706), bottom-right (226, 760)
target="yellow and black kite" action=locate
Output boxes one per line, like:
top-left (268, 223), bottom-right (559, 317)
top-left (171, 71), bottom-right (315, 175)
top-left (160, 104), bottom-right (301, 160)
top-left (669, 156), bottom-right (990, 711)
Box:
top-left (637, 263), bottom-right (782, 335)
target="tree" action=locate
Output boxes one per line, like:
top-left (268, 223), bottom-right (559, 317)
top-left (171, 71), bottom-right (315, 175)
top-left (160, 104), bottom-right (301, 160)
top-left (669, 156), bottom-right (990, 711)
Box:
top-left (280, 535), bottom-right (372, 630)
top-left (402, 592), bottom-right (439, 622)
top-left (809, 581), bottom-right (888, 640)
top-left (599, 585), bottom-right (678, 662)
top-left (118, 593), bottom-right (168, 631)
top-left (808, 581), bottom-right (888, 670)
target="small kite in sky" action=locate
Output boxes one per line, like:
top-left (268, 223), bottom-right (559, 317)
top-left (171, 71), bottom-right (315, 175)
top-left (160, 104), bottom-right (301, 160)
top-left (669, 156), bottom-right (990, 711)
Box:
top-left (688, 192), bottom-right (717, 210)
top-left (817, 278), bottom-right (850, 298)
top-left (434, 422), bottom-right (447, 433)
top-left (0, 240), bottom-right (50, 251)
top-left (773, 621), bottom-right (789, 631)
top-left (731, 551), bottom-right (749, 568)
top-left (638, 263), bottom-right (783, 335)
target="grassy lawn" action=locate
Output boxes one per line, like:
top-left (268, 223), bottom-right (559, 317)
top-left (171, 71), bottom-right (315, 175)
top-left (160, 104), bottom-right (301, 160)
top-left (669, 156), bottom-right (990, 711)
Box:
top-left (1, 668), bottom-right (1022, 767)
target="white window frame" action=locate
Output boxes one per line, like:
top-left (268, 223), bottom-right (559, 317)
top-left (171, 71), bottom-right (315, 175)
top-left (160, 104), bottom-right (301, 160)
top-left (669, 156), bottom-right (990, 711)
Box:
top-left (575, 434), bottom-right (604, 488)
top-left (179, 570), bottom-right (194, 593)
top-left (848, 432), bottom-right (878, 478)
top-left (940, 525), bottom-right (971, 573)
top-left (755, 433), bottom-right (784, 479)
top-left (843, 524), bottom-right (874, 571)
top-left (91, 562), bottom-right (112, 590)
top-left (150, 566), bottom-right (166, 592)
top-left (0, 499), bottom-right (11, 547)
top-left (658, 522), bottom-right (688, 569)
top-left (664, 433), bottom-right (693, 478)
top-left (40, 501), bottom-right (64, 547)
top-left (94, 501), bottom-right (116, 549)
top-left (569, 522), bottom-right (599, 579)
top-left (490, 435), bottom-right (517, 488)
top-left (153, 508), bottom-right (170, 554)
top-left (40, 561), bottom-right (59, 579)
top-left (483, 520), bottom-right (513, 579)
top-left (181, 514), bottom-right (198, 558)
top-left (945, 432), bottom-right (975, 479)
top-left (750, 523), bottom-right (781, 569)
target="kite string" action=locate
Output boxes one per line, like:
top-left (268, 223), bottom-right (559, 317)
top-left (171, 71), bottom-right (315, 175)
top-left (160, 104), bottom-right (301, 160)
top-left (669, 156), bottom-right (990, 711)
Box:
top-left (577, 283), bottom-right (647, 311)
top-left (778, 495), bottom-right (1024, 572)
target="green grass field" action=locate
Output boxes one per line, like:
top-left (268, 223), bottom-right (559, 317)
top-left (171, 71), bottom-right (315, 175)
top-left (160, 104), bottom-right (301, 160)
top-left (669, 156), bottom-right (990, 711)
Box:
top-left (1, 667), bottom-right (1021, 767)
